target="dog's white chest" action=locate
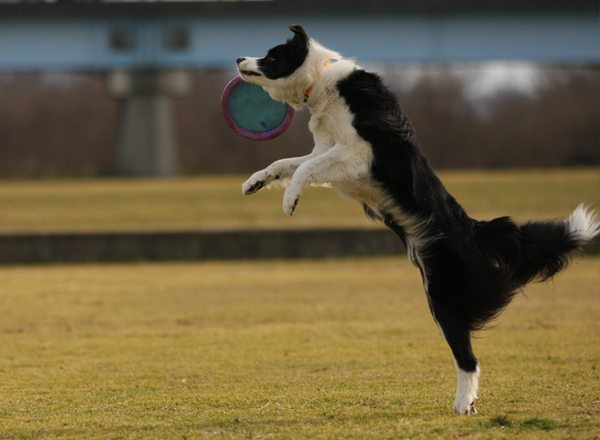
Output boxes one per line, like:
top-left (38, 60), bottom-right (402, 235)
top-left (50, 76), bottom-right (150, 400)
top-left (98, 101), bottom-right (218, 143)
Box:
top-left (307, 99), bottom-right (381, 204)
top-left (309, 105), bottom-right (349, 149)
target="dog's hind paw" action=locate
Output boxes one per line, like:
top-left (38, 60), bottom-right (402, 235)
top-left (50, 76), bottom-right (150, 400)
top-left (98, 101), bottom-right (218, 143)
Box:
top-left (453, 364), bottom-right (480, 415)
top-left (453, 399), bottom-right (477, 415)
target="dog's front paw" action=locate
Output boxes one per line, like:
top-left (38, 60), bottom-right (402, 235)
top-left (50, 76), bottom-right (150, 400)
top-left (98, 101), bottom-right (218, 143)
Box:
top-left (283, 186), bottom-right (301, 216)
top-left (243, 170), bottom-right (272, 195)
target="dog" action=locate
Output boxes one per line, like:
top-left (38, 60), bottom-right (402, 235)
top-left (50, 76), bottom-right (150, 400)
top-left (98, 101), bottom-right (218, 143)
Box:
top-left (237, 25), bottom-right (600, 414)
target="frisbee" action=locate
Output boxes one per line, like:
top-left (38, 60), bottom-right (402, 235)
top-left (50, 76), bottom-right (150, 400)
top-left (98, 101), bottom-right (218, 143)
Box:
top-left (221, 76), bottom-right (295, 140)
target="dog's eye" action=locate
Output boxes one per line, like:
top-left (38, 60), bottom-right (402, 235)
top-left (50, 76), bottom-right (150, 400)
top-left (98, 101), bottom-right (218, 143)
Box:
top-left (266, 57), bottom-right (275, 63)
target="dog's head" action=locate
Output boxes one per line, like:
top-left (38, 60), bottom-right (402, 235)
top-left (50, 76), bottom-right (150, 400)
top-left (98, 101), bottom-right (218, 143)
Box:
top-left (238, 25), bottom-right (309, 82)
top-left (237, 25), bottom-right (314, 109)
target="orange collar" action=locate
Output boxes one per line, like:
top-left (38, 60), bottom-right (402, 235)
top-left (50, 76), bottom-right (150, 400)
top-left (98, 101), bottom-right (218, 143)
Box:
top-left (304, 59), bottom-right (337, 103)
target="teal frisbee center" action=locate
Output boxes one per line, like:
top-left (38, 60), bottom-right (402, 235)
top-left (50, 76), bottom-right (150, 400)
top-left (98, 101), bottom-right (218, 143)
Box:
top-left (227, 82), bottom-right (289, 132)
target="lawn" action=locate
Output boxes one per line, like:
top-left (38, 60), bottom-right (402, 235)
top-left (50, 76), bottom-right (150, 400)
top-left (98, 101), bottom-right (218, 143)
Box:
top-left (0, 168), bottom-right (598, 439)
top-left (0, 256), bottom-right (598, 439)
top-left (0, 168), bottom-right (597, 232)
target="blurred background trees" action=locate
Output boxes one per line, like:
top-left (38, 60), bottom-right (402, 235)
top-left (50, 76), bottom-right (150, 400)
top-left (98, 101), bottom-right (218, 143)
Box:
top-left (0, 65), bottom-right (597, 178)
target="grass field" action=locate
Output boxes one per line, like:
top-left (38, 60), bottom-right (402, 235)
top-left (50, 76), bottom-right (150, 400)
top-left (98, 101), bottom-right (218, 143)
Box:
top-left (0, 169), bottom-right (599, 439)
top-left (0, 168), bottom-right (597, 232)
top-left (0, 257), bottom-right (598, 439)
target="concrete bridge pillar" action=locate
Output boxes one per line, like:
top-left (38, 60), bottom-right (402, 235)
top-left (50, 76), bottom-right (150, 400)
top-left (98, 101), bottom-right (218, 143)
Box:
top-left (107, 69), bottom-right (191, 177)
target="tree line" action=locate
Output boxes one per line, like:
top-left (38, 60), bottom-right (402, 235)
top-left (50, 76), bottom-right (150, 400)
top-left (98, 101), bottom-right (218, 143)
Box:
top-left (0, 66), bottom-right (597, 178)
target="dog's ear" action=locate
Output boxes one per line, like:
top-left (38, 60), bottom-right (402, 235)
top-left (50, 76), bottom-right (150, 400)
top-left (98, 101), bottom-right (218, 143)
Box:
top-left (289, 25), bottom-right (308, 48)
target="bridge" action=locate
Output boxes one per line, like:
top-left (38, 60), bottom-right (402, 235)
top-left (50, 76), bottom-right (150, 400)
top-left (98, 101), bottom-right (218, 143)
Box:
top-left (1, 0), bottom-right (598, 176)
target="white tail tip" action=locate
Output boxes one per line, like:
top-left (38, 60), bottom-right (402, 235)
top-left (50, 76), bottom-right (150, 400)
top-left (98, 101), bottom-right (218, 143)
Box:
top-left (565, 204), bottom-right (600, 245)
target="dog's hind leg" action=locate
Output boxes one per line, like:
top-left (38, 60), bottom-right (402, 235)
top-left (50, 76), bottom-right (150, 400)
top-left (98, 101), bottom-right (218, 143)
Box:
top-left (429, 300), bottom-right (480, 414)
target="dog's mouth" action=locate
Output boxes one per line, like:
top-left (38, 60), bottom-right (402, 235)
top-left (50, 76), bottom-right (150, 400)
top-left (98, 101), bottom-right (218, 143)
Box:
top-left (240, 70), bottom-right (262, 77)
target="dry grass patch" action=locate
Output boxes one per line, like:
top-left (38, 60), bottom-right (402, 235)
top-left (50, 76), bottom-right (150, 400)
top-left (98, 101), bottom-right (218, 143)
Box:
top-left (0, 256), bottom-right (598, 439)
top-left (0, 168), bottom-right (597, 233)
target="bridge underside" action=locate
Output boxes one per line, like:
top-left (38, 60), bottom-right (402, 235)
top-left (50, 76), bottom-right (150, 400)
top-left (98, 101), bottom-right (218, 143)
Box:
top-left (0, 13), bottom-right (598, 70)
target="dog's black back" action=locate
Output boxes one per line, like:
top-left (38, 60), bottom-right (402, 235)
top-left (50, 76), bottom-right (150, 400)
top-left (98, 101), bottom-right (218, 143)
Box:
top-left (338, 66), bottom-right (594, 378)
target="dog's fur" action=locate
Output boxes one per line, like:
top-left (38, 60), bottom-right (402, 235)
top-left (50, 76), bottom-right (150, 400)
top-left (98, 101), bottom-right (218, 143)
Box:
top-left (238, 25), bottom-right (600, 414)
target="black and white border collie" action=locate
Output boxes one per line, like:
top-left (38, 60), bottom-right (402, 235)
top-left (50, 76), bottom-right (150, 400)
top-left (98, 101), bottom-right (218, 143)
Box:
top-left (238, 25), bottom-right (600, 414)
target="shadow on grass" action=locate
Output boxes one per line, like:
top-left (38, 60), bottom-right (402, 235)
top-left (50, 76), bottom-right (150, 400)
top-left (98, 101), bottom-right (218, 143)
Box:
top-left (484, 414), bottom-right (557, 431)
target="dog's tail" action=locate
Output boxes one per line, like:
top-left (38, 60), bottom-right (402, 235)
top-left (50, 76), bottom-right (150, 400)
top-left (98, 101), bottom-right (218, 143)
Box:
top-left (466, 205), bottom-right (599, 330)
top-left (477, 204), bottom-right (600, 288)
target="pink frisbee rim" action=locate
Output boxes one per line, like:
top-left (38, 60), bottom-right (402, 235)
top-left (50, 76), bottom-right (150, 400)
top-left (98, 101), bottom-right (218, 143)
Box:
top-left (221, 76), bottom-right (295, 141)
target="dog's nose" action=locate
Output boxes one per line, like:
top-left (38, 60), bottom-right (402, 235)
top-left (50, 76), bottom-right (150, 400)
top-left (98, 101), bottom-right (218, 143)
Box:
top-left (237, 57), bottom-right (245, 65)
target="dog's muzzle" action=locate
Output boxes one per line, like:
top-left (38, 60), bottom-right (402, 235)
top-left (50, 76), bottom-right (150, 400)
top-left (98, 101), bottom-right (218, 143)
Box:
top-left (237, 58), bottom-right (262, 77)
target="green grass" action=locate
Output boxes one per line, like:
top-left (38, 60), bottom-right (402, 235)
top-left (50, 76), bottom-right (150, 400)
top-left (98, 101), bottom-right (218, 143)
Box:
top-left (0, 257), bottom-right (598, 439)
top-left (0, 168), bottom-right (597, 232)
